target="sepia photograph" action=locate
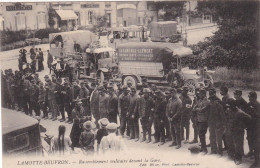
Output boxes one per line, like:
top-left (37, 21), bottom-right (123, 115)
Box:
top-left (0, 1), bottom-right (259, 168)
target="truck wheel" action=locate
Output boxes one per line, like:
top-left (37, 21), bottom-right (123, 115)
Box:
top-left (184, 79), bottom-right (197, 95)
top-left (123, 76), bottom-right (137, 88)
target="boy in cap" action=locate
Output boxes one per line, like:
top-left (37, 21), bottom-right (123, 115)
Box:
top-left (247, 92), bottom-right (260, 167)
top-left (96, 118), bottom-right (109, 151)
top-left (99, 123), bottom-right (126, 153)
top-left (79, 121), bottom-right (95, 155)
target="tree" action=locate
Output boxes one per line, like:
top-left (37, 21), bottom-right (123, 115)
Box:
top-left (154, 1), bottom-right (185, 21)
top-left (93, 15), bottom-right (108, 33)
top-left (48, 4), bottom-right (56, 28)
top-left (192, 1), bottom-right (260, 70)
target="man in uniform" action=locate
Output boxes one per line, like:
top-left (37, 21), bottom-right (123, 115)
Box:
top-left (38, 82), bottom-right (48, 119)
top-left (193, 89), bottom-right (210, 153)
top-left (164, 90), bottom-right (172, 141)
top-left (138, 88), bottom-right (154, 143)
top-left (79, 81), bottom-right (90, 116)
top-left (47, 78), bottom-right (57, 120)
top-left (208, 88), bottom-right (225, 155)
top-left (55, 78), bottom-right (65, 122)
top-left (90, 82), bottom-right (100, 126)
top-left (166, 88), bottom-right (183, 149)
top-left (118, 85), bottom-right (130, 137)
top-left (180, 86), bottom-right (192, 143)
top-left (225, 98), bottom-right (251, 165)
top-left (153, 90), bottom-right (167, 145)
top-left (63, 78), bottom-right (73, 124)
top-left (107, 85), bottom-right (119, 123)
top-left (98, 86), bottom-right (110, 119)
top-left (47, 50), bottom-right (53, 74)
top-left (128, 87), bottom-right (140, 140)
top-left (190, 88), bottom-right (200, 144)
top-left (72, 98), bottom-right (85, 121)
top-left (247, 92), bottom-right (260, 168)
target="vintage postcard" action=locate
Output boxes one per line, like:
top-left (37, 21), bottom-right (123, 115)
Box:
top-left (1, 1), bottom-right (259, 168)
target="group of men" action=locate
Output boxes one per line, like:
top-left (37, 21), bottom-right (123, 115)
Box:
top-left (18, 46), bottom-right (44, 73)
top-left (1, 64), bottom-right (259, 167)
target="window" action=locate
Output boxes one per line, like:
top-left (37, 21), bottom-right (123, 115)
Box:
top-left (204, 15), bottom-right (210, 20)
top-left (37, 11), bottom-right (46, 29)
top-left (15, 12), bottom-right (26, 30)
top-left (7, 133), bottom-right (29, 153)
top-left (88, 10), bottom-right (94, 24)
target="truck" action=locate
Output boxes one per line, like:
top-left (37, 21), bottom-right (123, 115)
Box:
top-left (115, 42), bottom-right (212, 94)
top-left (149, 21), bottom-right (181, 43)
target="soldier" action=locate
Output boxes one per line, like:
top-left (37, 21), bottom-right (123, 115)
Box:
top-left (33, 73), bottom-right (41, 85)
top-left (47, 78), bottom-right (58, 120)
top-left (225, 98), bottom-right (251, 165)
top-left (63, 79), bottom-right (73, 124)
top-left (164, 90), bottom-right (172, 141)
top-left (79, 81), bottom-right (90, 116)
top-left (179, 86), bottom-right (192, 143)
top-left (72, 98), bottom-right (85, 121)
top-left (128, 87), bottom-right (140, 140)
top-left (118, 85), bottom-right (130, 137)
top-left (153, 90), bottom-right (167, 145)
top-left (247, 92), bottom-right (260, 168)
top-left (189, 88), bottom-right (200, 144)
top-left (107, 85), bottom-right (119, 123)
top-left (138, 88), bottom-right (154, 143)
top-left (55, 78), bottom-right (65, 122)
top-left (47, 50), bottom-right (53, 74)
top-left (22, 74), bottom-right (32, 114)
top-left (37, 48), bottom-right (44, 71)
top-left (98, 86), bottom-right (110, 119)
top-left (19, 47), bottom-right (27, 63)
top-left (30, 51), bottom-right (37, 73)
top-left (90, 82), bottom-right (100, 126)
top-left (193, 89), bottom-right (210, 153)
top-left (29, 79), bottom-right (40, 116)
top-left (208, 88), bottom-right (225, 156)
top-left (38, 82), bottom-right (48, 119)
top-left (166, 88), bottom-right (183, 149)
top-left (220, 86), bottom-right (230, 151)
top-left (23, 63), bottom-right (32, 75)
top-left (18, 54), bottom-right (24, 71)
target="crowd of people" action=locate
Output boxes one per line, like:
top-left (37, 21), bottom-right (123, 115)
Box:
top-left (1, 49), bottom-right (259, 168)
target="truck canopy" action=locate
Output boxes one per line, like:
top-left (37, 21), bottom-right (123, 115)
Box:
top-left (86, 47), bottom-right (115, 54)
top-left (117, 42), bottom-right (192, 62)
top-left (49, 30), bottom-right (98, 54)
top-left (150, 21), bottom-right (177, 41)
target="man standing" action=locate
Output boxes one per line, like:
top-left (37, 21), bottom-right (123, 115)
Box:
top-left (128, 87), bottom-right (140, 140)
top-left (29, 79), bottom-right (40, 116)
top-left (90, 82), bottom-right (100, 126)
top-left (194, 89), bottom-right (210, 153)
top-left (47, 50), bottom-right (53, 74)
top-left (20, 47), bottom-right (27, 63)
top-left (179, 87), bottom-right (192, 143)
top-left (225, 98), bottom-right (251, 165)
top-left (107, 85), bottom-right (119, 123)
top-left (47, 78), bottom-right (57, 121)
top-left (189, 88), bottom-right (200, 144)
top-left (38, 82), bottom-right (47, 119)
top-left (138, 88), bottom-right (154, 143)
top-left (208, 88), bottom-right (225, 156)
top-left (153, 90), bottom-right (167, 145)
top-left (79, 81), bottom-right (90, 116)
top-left (166, 88), bottom-right (183, 149)
top-left (63, 78), bottom-right (73, 124)
top-left (37, 48), bottom-right (44, 71)
top-left (56, 78), bottom-right (65, 122)
top-left (118, 85), bottom-right (130, 137)
top-left (247, 92), bottom-right (260, 168)
top-left (98, 86), bottom-right (110, 119)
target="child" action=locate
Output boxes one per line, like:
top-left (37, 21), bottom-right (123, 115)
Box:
top-left (79, 121), bottom-right (95, 155)
top-left (96, 118), bottom-right (109, 152)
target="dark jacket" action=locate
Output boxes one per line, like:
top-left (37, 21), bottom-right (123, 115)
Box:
top-left (180, 94), bottom-right (192, 121)
top-left (108, 93), bottom-right (119, 117)
top-left (96, 128), bottom-right (108, 144)
top-left (166, 97), bottom-right (183, 121)
top-left (128, 94), bottom-right (139, 117)
top-left (195, 97), bottom-right (210, 122)
top-left (138, 95), bottom-right (154, 119)
top-left (208, 96), bottom-right (226, 128)
top-left (154, 98), bottom-right (167, 120)
top-left (118, 93), bottom-right (130, 116)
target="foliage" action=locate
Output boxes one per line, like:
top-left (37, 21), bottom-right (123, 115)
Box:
top-left (48, 4), bottom-right (56, 28)
top-left (31, 28), bottom-right (61, 39)
top-left (154, 1), bottom-right (185, 21)
top-left (1, 29), bottom-right (28, 45)
top-left (191, 1), bottom-right (259, 70)
top-left (93, 15), bottom-right (108, 33)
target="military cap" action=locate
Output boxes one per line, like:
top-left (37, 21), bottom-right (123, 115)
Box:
top-left (170, 88), bottom-right (177, 93)
top-left (226, 98), bottom-right (236, 107)
top-left (248, 91), bottom-right (257, 99)
top-left (220, 86), bottom-right (228, 93)
top-left (143, 88), bottom-right (151, 93)
top-left (106, 122), bottom-right (118, 130)
top-left (234, 90), bottom-right (242, 96)
top-left (98, 85), bottom-right (105, 91)
top-left (98, 118), bottom-right (110, 128)
top-left (122, 85), bottom-right (128, 90)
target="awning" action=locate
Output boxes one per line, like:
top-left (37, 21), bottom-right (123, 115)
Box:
top-left (117, 4), bottom-right (136, 10)
top-left (55, 10), bottom-right (78, 20)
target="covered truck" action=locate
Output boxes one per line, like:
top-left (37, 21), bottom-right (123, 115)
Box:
top-left (149, 21), bottom-right (181, 42)
top-left (49, 30), bottom-right (98, 58)
top-left (116, 42), bottom-right (208, 92)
